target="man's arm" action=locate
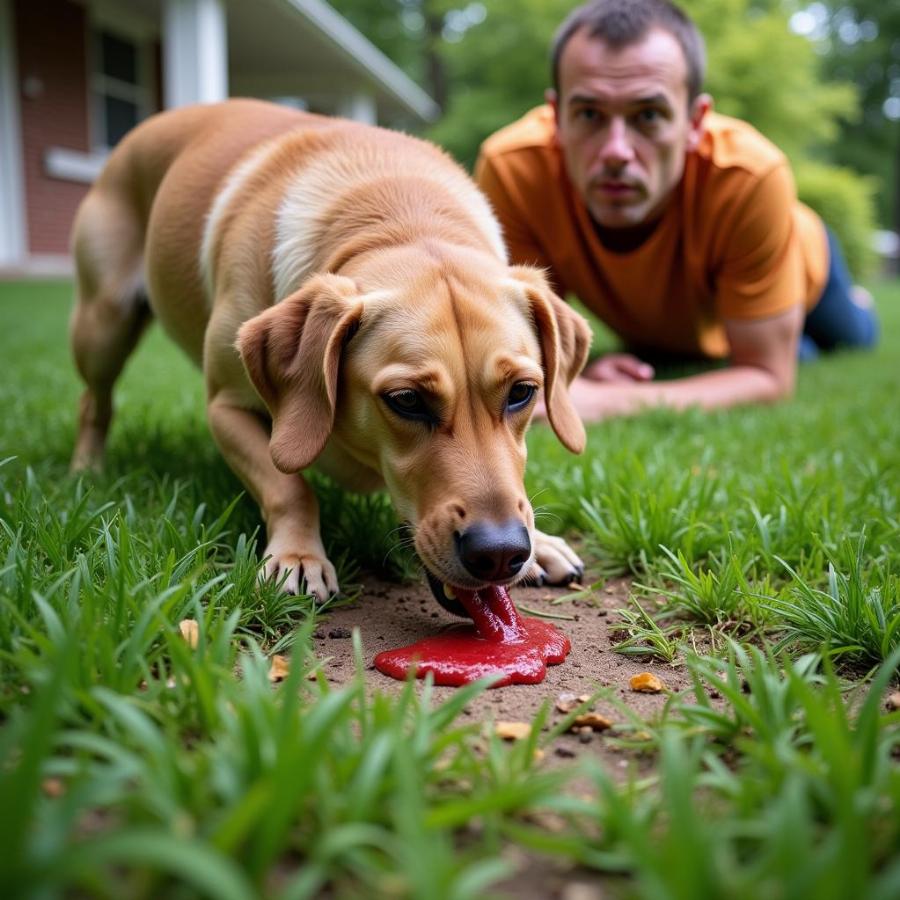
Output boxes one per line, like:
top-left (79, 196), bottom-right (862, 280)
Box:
top-left (558, 303), bottom-right (804, 422)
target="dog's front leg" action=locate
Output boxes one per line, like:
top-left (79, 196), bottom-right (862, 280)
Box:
top-left (207, 391), bottom-right (338, 601)
top-left (525, 530), bottom-right (585, 586)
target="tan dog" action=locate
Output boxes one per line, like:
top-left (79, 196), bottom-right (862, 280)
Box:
top-left (69, 99), bottom-right (591, 604)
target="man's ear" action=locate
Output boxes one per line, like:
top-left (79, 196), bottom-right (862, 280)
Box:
top-left (236, 274), bottom-right (363, 473)
top-left (509, 266), bottom-right (591, 453)
top-left (545, 88), bottom-right (562, 145)
top-left (686, 93), bottom-right (712, 153)
top-left (544, 87), bottom-right (559, 115)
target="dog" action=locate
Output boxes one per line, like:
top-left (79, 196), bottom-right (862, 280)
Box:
top-left (69, 99), bottom-right (591, 606)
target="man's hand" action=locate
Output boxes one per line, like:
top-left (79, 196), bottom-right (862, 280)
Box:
top-left (582, 352), bottom-right (654, 383)
top-left (534, 373), bottom-right (651, 422)
top-left (532, 305), bottom-right (804, 425)
top-left (533, 353), bottom-right (655, 420)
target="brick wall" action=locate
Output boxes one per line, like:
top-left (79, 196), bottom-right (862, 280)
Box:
top-left (14, 0), bottom-right (90, 255)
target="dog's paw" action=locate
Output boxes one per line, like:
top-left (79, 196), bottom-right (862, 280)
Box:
top-left (259, 544), bottom-right (339, 603)
top-left (523, 530), bottom-right (584, 586)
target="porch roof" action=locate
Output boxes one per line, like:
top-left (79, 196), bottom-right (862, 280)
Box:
top-left (228, 0), bottom-right (438, 124)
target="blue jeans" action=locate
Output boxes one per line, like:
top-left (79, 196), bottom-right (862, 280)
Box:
top-left (799, 228), bottom-right (879, 360)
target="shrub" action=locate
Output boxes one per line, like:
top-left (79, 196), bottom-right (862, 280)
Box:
top-left (795, 161), bottom-right (878, 280)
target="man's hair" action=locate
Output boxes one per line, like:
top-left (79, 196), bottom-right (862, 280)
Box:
top-left (550, 0), bottom-right (707, 101)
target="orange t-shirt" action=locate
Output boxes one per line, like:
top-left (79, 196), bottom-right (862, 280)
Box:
top-left (475, 106), bottom-right (829, 358)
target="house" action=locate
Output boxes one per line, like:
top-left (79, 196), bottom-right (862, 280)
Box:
top-left (0, 0), bottom-right (439, 276)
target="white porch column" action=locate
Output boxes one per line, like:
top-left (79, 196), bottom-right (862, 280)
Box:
top-left (337, 92), bottom-right (377, 125)
top-left (162, 0), bottom-right (228, 108)
top-left (0, 0), bottom-right (27, 266)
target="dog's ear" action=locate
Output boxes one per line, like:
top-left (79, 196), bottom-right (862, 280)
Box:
top-left (236, 274), bottom-right (364, 473)
top-left (510, 266), bottom-right (591, 454)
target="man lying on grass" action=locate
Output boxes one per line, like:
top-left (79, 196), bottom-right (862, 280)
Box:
top-left (476, 0), bottom-right (878, 422)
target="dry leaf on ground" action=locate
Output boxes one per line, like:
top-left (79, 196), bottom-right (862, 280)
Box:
top-left (268, 654), bottom-right (290, 682)
top-left (178, 618), bottom-right (199, 648)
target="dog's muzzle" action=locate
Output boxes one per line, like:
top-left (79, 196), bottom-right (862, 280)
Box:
top-left (424, 520), bottom-right (532, 617)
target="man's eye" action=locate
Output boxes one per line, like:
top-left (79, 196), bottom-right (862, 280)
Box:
top-left (506, 382), bottom-right (537, 413)
top-left (635, 108), bottom-right (662, 126)
top-left (384, 390), bottom-right (433, 422)
top-left (574, 107), bottom-right (599, 123)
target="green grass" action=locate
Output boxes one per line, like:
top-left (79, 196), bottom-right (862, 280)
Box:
top-left (1, 278), bottom-right (899, 897)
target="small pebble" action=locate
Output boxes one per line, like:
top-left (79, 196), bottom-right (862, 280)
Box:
top-left (42, 778), bottom-right (65, 798)
top-left (561, 884), bottom-right (604, 900)
top-left (495, 721), bottom-right (531, 741)
top-left (268, 655), bottom-right (290, 682)
top-left (328, 627), bottom-right (352, 639)
top-left (571, 712), bottom-right (613, 732)
top-left (629, 672), bottom-right (665, 693)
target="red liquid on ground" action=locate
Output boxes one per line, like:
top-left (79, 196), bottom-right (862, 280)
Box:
top-left (373, 584), bottom-right (570, 687)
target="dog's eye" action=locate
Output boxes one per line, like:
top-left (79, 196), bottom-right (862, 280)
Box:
top-left (383, 389), bottom-right (433, 422)
top-left (506, 382), bottom-right (537, 413)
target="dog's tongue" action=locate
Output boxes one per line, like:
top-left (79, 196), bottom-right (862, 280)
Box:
top-left (451, 584), bottom-right (525, 643)
top-left (373, 583), bottom-right (570, 688)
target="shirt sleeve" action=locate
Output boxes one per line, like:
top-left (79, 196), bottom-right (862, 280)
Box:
top-left (714, 163), bottom-right (808, 321)
top-left (474, 150), bottom-right (567, 296)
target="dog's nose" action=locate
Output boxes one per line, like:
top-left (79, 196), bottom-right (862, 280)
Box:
top-left (456, 521), bottom-right (531, 582)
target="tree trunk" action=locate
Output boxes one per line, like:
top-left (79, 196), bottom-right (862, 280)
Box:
top-left (423, 0), bottom-right (448, 111)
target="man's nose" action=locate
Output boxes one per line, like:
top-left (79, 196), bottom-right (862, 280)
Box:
top-left (598, 118), bottom-right (635, 168)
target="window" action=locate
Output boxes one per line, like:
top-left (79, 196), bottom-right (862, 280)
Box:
top-left (91, 27), bottom-right (155, 149)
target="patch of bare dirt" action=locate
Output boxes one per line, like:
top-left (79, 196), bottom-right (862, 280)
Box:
top-left (308, 572), bottom-right (691, 773)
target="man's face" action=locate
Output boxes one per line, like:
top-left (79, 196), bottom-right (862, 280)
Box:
top-left (551, 26), bottom-right (709, 229)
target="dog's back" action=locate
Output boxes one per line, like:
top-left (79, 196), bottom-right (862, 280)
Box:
top-left (71, 101), bottom-right (316, 362)
top-left (74, 99), bottom-right (505, 366)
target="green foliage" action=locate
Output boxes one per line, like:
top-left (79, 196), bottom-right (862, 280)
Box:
top-left (330, 0), bottom-right (428, 84)
top-left (608, 600), bottom-right (682, 663)
top-left (766, 535), bottom-right (900, 668)
top-left (425, 0), bottom-right (571, 168)
top-left (637, 545), bottom-right (756, 626)
top-left (684, 0), bottom-right (857, 161)
top-left (795, 159), bottom-right (878, 278)
top-left (818, 1), bottom-right (900, 229)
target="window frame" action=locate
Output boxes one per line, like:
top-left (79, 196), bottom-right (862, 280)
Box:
top-left (87, 4), bottom-right (157, 153)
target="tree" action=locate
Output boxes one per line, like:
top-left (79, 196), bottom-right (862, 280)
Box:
top-left (815, 1), bottom-right (900, 230)
top-left (684, 0), bottom-right (856, 162)
top-left (329, 0), bottom-right (425, 84)
top-left (331, 0), bottom-right (477, 112)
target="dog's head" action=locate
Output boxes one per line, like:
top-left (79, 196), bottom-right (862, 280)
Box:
top-left (237, 253), bottom-right (590, 598)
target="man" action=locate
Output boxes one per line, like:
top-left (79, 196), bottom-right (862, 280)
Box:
top-left (475, 0), bottom-right (878, 422)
